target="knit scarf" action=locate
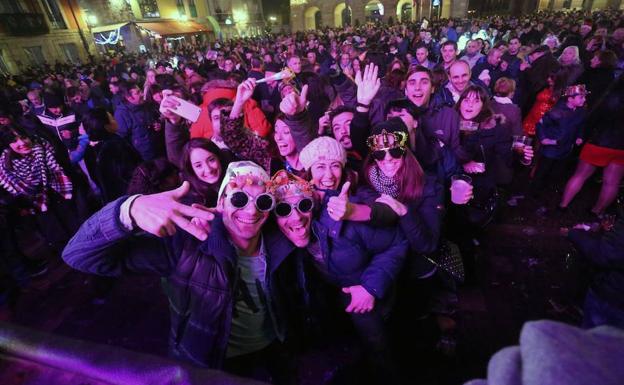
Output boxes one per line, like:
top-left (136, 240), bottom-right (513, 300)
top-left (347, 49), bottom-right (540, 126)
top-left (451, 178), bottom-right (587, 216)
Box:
top-left (368, 165), bottom-right (400, 198)
top-left (0, 142), bottom-right (73, 211)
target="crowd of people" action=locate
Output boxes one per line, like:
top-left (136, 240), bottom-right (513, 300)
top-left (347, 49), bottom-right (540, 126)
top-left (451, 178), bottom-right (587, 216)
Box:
top-left (1, 8), bottom-right (624, 385)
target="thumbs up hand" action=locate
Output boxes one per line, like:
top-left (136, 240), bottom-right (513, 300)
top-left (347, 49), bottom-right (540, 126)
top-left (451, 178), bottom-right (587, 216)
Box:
top-left (279, 84), bottom-right (309, 116)
top-left (130, 181), bottom-right (215, 240)
top-left (327, 181), bottom-right (352, 221)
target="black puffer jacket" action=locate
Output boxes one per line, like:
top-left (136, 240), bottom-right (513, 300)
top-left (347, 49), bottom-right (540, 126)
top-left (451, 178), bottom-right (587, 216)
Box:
top-left (585, 75), bottom-right (624, 151)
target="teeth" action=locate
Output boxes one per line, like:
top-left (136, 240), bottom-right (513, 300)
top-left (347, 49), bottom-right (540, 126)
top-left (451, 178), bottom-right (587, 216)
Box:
top-left (238, 217), bottom-right (259, 224)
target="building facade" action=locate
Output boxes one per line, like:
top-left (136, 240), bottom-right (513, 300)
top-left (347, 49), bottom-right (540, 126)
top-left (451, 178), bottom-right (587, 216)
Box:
top-left (0, 0), bottom-right (96, 74)
top-left (537, 0), bottom-right (624, 10)
top-left (290, 0), bottom-right (470, 31)
top-left (0, 0), bottom-right (266, 74)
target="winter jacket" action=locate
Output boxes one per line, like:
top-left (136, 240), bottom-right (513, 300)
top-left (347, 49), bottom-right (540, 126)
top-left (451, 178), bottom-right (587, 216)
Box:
top-left (491, 98), bottom-right (523, 136)
top-left (420, 102), bottom-right (468, 164)
top-left (313, 190), bottom-right (408, 299)
top-left (62, 198), bottom-right (304, 369)
top-left (584, 76), bottom-right (624, 151)
top-left (84, 135), bottom-right (141, 203)
top-left (190, 80), bottom-right (271, 140)
top-left (114, 102), bottom-right (159, 161)
top-left (577, 67), bottom-right (615, 109)
top-left (460, 115), bottom-right (513, 198)
top-left (536, 101), bottom-right (586, 159)
top-left (164, 119), bottom-right (191, 169)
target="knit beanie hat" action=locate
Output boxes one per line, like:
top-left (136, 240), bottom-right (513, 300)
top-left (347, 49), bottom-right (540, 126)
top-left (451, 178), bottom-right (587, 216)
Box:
top-left (299, 136), bottom-right (347, 171)
top-left (217, 161), bottom-right (270, 201)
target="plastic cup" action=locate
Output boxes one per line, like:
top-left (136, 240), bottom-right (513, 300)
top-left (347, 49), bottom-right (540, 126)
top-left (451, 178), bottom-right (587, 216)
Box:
top-left (520, 137), bottom-right (533, 166)
top-left (451, 174), bottom-right (473, 204)
top-left (459, 120), bottom-right (479, 134)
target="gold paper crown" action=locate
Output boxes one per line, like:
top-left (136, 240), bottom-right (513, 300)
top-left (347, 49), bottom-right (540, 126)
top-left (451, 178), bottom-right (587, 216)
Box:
top-left (366, 129), bottom-right (408, 152)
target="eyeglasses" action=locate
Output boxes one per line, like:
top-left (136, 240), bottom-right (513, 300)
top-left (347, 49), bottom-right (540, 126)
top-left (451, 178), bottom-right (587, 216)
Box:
top-left (227, 190), bottom-right (275, 212)
top-left (371, 147), bottom-right (406, 161)
top-left (274, 197), bottom-right (314, 218)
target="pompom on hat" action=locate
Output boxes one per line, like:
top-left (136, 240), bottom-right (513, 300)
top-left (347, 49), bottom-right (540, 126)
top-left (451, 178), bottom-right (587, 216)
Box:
top-left (299, 136), bottom-right (347, 171)
top-left (217, 161), bottom-right (270, 201)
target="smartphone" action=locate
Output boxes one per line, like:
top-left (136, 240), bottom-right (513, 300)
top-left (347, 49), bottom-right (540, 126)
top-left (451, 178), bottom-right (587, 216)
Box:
top-left (168, 96), bottom-right (202, 123)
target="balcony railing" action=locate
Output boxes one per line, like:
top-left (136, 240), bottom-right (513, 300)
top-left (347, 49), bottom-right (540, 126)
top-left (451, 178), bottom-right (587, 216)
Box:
top-left (0, 13), bottom-right (49, 36)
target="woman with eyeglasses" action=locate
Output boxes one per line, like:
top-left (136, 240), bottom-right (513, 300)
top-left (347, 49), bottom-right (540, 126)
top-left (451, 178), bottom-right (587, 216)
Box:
top-left (294, 138), bottom-right (408, 384)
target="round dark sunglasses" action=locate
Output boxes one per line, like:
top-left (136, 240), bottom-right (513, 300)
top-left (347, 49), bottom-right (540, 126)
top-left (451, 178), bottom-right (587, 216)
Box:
top-left (371, 147), bottom-right (406, 161)
top-left (274, 197), bottom-right (314, 218)
top-left (228, 190), bottom-right (275, 212)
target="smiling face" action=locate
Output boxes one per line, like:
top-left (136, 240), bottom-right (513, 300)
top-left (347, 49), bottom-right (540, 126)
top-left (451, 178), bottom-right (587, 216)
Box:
top-left (441, 44), bottom-right (457, 64)
top-left (274, 119), bottom-right (296, 157)
top-left (459, 91), bottom-right (484, 121)
top-left (221, 183), bottom-right (270, 242)
top-left (331, 111), bottom-right (353, 150)
top-left (9, 136), bottom-right (33, 156)
top-left (405, 70), bottom-right (433, 107)
top-left (310, 160), bottom-right (343, 190)
top-left (275, 194), bottom-right (313, 247)
top-left (449, 61), bottom-right (471, 93)
top-left (375, 149), bottom-right (404, 178)
top-left (190, 147), bottom-right (221, 184)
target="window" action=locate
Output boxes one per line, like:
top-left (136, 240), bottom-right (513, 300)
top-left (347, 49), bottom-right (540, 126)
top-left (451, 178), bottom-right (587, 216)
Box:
top-left (24, 46), bottom-right (46, 66)
top-left (139, 0), bottom-right (160, 18)
top-left (60, 42), bottom-right (80, 64)
top-left (41, 0), bottom-right (66, 29)
top-left (188, 0), bottom-right (197, 17)
top-left (176, 0), bottom-right (186, 16)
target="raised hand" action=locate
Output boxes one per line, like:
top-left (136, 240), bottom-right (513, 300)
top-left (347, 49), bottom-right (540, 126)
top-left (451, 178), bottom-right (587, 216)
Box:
top-left (130, 182), bottom-right (215, 241)
top-left (159, 89), bottom-right (182, 124)
top-left (327, 181), bottom-right (352, 221)
top-left (355, 63), bottom-right (381, 106)
top-left (235, 78), bottom-right (257, 105)
top-left (279, 84), bottom-right (309, 116)
top-left (230, 78), bottom-right (257, 118)
top-left (342, 285), bottom-right (375, 313)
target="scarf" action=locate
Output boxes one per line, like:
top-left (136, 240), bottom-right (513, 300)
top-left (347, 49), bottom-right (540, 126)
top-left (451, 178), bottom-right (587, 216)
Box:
top-left (368, 165), bottom-right (400, 198)
top-left (0, 142), bottom-right (73, 211)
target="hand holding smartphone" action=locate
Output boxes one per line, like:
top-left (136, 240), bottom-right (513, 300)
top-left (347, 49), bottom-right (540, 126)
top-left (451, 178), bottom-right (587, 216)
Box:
top-left (160, 90), bottom-right (202, 123)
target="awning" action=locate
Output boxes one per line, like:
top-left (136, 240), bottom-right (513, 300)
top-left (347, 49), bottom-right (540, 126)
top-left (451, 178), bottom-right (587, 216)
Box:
top-left (136, 21), bottom-right (211, 36)
top-left (91, 22), bottom-right (130, 34)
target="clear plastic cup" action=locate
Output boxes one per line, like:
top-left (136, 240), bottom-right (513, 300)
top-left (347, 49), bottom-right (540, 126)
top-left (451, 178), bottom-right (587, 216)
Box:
top-left (520, 137), bottom-right (533, 166)
top-left (459, 120), bottom-right (479, 133)
top-left (451, 174), bottom-right (473, 204)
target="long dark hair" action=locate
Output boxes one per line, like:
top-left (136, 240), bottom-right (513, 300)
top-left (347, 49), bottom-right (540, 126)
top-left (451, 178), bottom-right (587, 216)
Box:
top-left (0, 126), bottom-right (39, 169)
top-left (363, 146), bottom-right (425, 202)
top-left (181, 138), bottom-right (227, 204)
top-left (455, 84), bottom-right (493, 123)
